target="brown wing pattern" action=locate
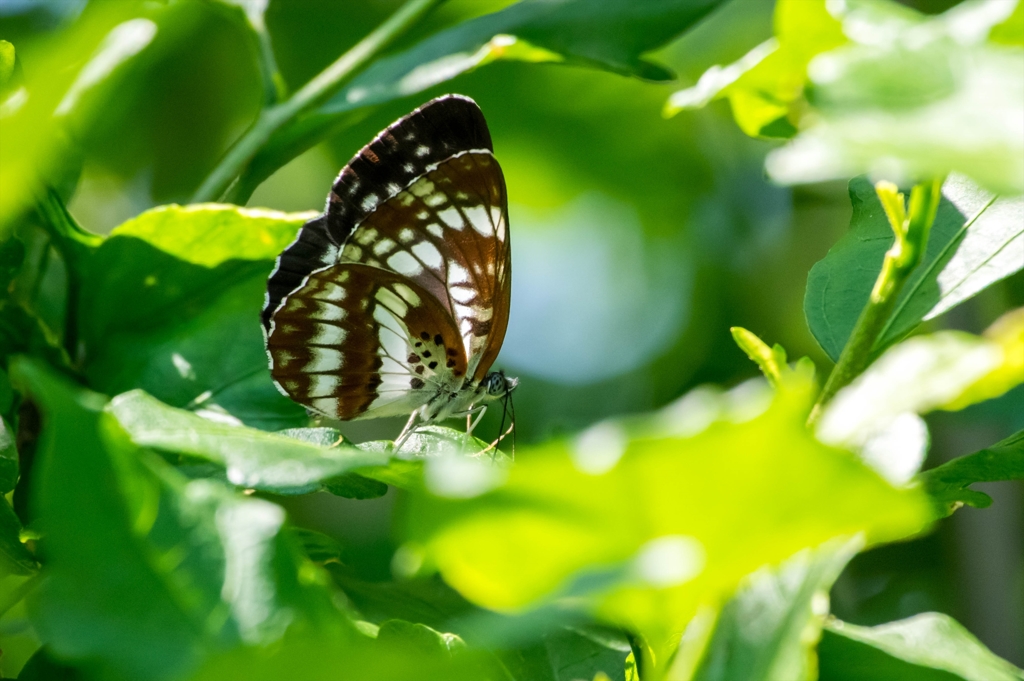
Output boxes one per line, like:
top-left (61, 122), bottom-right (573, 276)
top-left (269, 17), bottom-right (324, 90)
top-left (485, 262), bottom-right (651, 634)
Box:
top-left (262, 95), bottom-right (492, 333)
top-left (337, 151), bottom-right (511, 381)
top-left (267, 263), bottom-right (467, 420)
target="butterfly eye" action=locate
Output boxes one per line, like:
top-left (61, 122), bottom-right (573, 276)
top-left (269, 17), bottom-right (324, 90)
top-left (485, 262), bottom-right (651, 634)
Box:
top-left (486, 372), bottom-right (510, 396)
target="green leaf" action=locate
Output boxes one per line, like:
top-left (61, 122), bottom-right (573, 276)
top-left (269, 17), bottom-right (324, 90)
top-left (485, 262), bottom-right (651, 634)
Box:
top-left (238, 0), bottom-right (727, 196)
top-left (0, 496), bottom-right (35, 577)
top-left (686, 538), bottom-right (861, 681)
top-left (0, 40), bottom-right (16, 97)
top-left (0, 237), bottom-right (25, 290)
top-left (0, 6), bottom-right (160, 225)
top-left (766, 0), bottom-right (1024, 193)
top-left (79, 205), bottom-right (314, 429)
top-left (108, 390), bottom-right (388, 495)
top-left (0, 411), bottom-right (17, 493)
top-left (805, 175), bottom-right (1024, 362)
top-left (666, 0), bottom-right (846, 137)
top-left (10, 358), bottom-right (356, 680)
top-left (291, 528), bottom-right (344, 565)
top-left (819, 613), bottom-right (1024, 681)
top-left (817, 321), bottom-right (1024, 485)
top-left (0, 300), bottom-right (69, 371)
top-left (275, 427), bottom-right (389, 499)
top-left (919, 429), bottom-right (1024, 517)
top-left (14, 648), bottom-right (88, 681)
top-left (400, 379), bottom-right (931, 666)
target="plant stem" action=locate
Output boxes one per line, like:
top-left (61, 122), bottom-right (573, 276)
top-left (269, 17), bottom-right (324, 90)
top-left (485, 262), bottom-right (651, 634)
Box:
top-left (191, 0), bottom-right (446, 204)
top-left (808, 178), bottom-right (944, 424)
top-left (34, 189), bottom-right (102, 361)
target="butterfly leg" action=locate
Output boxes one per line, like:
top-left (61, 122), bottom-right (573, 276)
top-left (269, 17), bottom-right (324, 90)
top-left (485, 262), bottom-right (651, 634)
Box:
top-left (466, 405), bottom-right (488, 437)
top-left (394, 411), bottom-right (420, 450)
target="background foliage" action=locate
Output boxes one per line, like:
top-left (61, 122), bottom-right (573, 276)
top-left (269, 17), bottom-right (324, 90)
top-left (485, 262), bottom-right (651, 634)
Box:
top-left (1, 0), bottom-right (1022, 679)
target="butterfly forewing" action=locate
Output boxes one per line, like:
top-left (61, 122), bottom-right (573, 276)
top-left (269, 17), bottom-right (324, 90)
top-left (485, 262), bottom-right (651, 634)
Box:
top-left (262, 95), bottom-right (492, 332)
top-left (268, 263), bottom-right (467, 420)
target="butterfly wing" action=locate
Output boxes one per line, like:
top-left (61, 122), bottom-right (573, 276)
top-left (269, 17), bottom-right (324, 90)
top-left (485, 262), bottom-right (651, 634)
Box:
top-left (267, 263), bottom-right (467, 420)
top-left (338, 150), bottom-right (511, 382)
top-left (262, 94), bottom-right (492, 332)
top-left (264, 94), bottom-right (511, 420)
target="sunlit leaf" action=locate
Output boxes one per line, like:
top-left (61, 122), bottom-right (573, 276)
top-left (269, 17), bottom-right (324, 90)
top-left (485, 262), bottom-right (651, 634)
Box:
top-left (805, 175), bottom-right (1024, 362)
top-left (400, 379), bottom-right (931, 665)
top-left (817, 319), bottom-right (1024, 485)
top-left (766, 0), bottom-right (1024, 193)
top-left (819, 612), bottom-right (1024, 681)
top-left (919, 429), bottom-right (1024, 517)
top-left (79, 205), bottom-right (313, 429)
top-left (10, 357), bottom-right (357, 680)
top-left (0, 4), bottom-right (156, 227)
top-left (109, 390), bottom-right (388, 495)
top-left (944, 307), bottom-right (1024, 410)
top-left (666, 0), bottom-right (845, 137)
top-left (686, 538), bottom-right (861, 681)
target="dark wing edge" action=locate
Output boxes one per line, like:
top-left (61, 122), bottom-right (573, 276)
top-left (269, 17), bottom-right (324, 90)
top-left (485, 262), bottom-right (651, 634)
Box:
top-left (262, 94), bottom-right (493, 334)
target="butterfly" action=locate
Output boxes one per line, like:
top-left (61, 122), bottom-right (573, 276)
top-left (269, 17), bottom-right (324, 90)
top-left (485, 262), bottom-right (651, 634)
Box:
top-left (262, 94), bottom-right (517, 445)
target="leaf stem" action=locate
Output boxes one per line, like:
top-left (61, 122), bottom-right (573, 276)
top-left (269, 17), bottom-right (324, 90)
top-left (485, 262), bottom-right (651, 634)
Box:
top-left (34, 189), bottom-right (102, 361)
top-left (191, 0), bottom-right (446, 204)
top-left (809, 178), bottom-right (944, 423)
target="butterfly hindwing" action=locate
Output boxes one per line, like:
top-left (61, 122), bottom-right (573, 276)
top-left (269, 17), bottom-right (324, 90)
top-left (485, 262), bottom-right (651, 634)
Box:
top-left (267, 263), bottom-right (467, 420)
top-left (337, 150), bottom-right (511, 381)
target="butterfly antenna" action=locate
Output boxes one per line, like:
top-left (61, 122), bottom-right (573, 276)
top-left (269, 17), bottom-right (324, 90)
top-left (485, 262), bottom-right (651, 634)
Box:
top-left (509, 391), bottom-right (517, 460)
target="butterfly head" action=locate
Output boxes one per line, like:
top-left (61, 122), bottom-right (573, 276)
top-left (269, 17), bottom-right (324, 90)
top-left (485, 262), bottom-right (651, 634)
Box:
top-left (483, 370), bottom-right (518, 399)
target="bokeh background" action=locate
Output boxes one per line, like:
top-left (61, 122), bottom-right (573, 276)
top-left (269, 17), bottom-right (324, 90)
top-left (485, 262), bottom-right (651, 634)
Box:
top-left (2, 0), bottom-right (1021, 668)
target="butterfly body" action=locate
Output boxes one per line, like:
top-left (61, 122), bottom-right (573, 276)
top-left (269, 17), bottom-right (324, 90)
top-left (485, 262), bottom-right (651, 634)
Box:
top-left (263, 95), bottom-right (516, 434)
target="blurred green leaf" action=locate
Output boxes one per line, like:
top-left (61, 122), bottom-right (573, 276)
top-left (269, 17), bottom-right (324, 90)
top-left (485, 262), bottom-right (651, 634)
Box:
top-left (375, 618), bottom-right (467, 661)
top-left (817, 320), bottom-right (1024, 485)
top-left (819, 613), bottom-right (1024, 681)
top-left (990, 0), bottom-right (1024, 46)
top-left (0, 5), bottom-right (156, 227)
top-left (0, 40), bottom-right (16, 98)
top-left (666, 0), bottom-right (845, 137)
top-left (80, 205), bottom-right (314, 429)
top-left (943, 307), bottom-right (1024, 410)
top-left (0, 237), bottom-right (25, 290)
top-left (805, 175), bottom-right (1024, 362)
top-left (10, 357), bottom-right (355, 680)
top-left (108, 390), bottom-right (388, 495)
top-left (209, 0), bottom-right (287, 104)
top-left (238, 0), bottom-right (727, 198)
top-left (291, 527), bottom-right (344, 565)
top-left (14, 648), bottom-right (88, 681)
top-left (0, 300), bottom-right (69, 370)
top-left (766, 0), bottom-right (1024, 193)
top-left (919, 429), bottom-right (1024, 517)
top-left (0, 414), bottom-right (17, 493)
top-left (401, 380), bottom-right (931, 666)
top-left (686, 538), bottom-right (861, 681)
top-left (0, 496), bottom-right (35, 577)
